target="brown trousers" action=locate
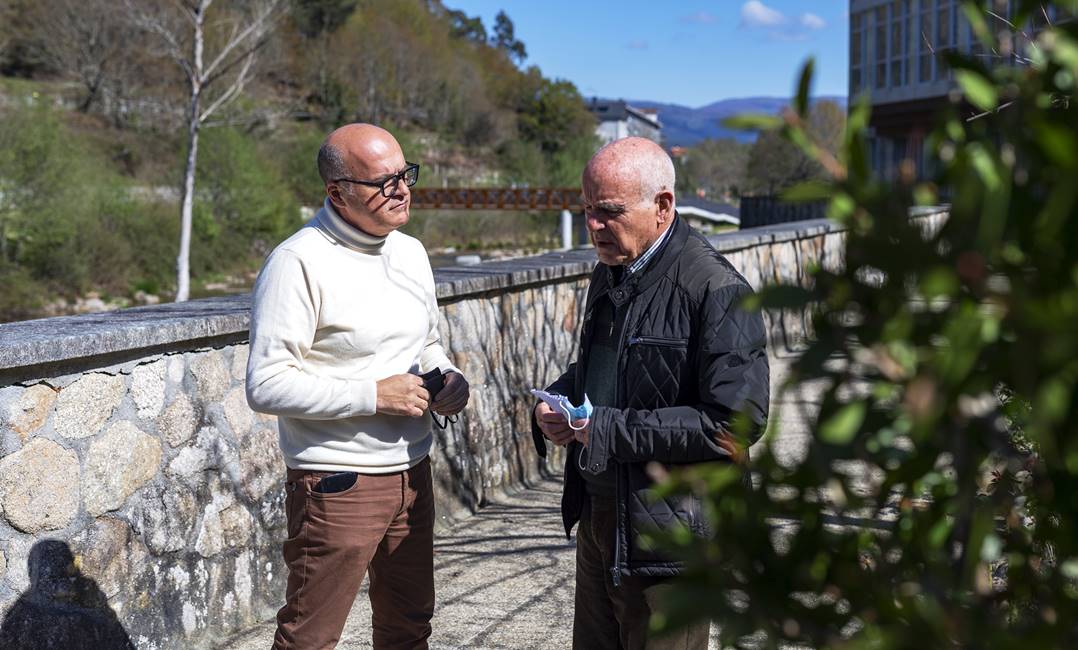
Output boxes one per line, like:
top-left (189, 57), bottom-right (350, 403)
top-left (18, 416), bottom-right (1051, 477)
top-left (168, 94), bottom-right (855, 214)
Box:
top-left (573, 496), bottom-right (710, 650)
top-left (273, 457), bottom-right (435, 650)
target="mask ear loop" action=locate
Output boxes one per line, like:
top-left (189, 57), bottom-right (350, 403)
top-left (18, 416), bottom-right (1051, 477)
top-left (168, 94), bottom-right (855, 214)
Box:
top-left (431, 413), bottom-right (459, 430)
top-left (570, 404), bottom-right (591, 473)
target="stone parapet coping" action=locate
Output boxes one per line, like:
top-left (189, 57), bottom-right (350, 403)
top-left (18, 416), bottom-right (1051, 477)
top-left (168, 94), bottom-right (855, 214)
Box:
top-left (0, 211), bottom-right (947, 376)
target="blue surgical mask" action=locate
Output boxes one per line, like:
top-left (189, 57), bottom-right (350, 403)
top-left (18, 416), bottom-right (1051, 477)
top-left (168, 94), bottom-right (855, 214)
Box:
top-left (531, 390), bottom-right (593, 430)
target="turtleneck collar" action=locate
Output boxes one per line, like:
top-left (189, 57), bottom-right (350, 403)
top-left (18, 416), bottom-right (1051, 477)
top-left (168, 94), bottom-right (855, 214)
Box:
top-left (315, 198), bottom-right (388, 254)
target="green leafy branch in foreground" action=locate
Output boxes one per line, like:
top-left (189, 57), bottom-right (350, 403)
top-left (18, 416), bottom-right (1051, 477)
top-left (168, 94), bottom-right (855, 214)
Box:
top-left (649, 1), bottom-right (1078, 647)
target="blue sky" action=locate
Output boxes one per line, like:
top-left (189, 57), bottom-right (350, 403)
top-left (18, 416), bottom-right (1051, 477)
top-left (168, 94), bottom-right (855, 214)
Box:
top-left (444, 1), bottom-right (849, 107)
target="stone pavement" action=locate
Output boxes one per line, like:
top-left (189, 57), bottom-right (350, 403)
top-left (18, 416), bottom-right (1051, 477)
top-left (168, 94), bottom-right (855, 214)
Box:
top-left (219, 353), bottom-right (810, 650)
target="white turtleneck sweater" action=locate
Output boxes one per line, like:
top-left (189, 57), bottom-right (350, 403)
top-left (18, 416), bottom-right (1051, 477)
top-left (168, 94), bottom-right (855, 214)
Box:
top-left (246, 200), bottom-right (459, 473)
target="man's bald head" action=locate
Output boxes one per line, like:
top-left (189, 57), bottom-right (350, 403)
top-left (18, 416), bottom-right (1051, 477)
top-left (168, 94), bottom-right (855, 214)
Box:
top-left (583, 137), bottom-right (675, 205)
top-left (581, 137), bottom-right (677, 267)
top-left (317, 123), bottom-right (401, 184)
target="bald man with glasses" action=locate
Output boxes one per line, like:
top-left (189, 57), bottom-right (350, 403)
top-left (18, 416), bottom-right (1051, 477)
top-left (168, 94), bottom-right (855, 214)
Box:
top-left (247, 123), bottom-right (470, 649)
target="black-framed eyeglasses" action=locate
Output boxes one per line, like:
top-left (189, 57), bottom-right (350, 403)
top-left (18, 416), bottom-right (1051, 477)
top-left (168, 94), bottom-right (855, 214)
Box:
top-left (333, 162), bottom-right (420, 198)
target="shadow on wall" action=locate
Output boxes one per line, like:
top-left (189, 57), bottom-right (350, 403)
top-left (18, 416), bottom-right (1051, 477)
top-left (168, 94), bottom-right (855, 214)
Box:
top-left (0, 540), bottom-right (134, 650)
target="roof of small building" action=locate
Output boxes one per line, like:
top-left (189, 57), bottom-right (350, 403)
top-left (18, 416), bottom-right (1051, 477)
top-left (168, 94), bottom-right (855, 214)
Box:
top-left (676, 196), bottom-right (740, 226)
top-left (587, 98), bottom-right (661, 128)
top-left (678, 196), bottom-right (740, 217)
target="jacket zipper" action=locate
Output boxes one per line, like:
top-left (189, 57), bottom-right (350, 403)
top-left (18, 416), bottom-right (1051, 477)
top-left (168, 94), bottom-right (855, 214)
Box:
top-left (626, 335), bottom-right (688, 348)
top-left (610, 305), bottom-right (631, 588)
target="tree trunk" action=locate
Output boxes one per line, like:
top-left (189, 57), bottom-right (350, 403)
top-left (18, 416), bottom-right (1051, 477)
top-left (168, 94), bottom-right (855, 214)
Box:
top-left (177, 101), bottom-right (200, 302)
top-left (175, 3), bottom-right (207, 303)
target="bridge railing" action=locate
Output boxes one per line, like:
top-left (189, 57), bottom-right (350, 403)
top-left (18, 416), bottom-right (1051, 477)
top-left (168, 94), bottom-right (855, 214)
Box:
top-left (410, 187), bottom-right (583, 211)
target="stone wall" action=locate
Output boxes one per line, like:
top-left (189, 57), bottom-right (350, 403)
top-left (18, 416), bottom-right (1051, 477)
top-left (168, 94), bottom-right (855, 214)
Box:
top-left (0, 213), bottom-right (946, 648)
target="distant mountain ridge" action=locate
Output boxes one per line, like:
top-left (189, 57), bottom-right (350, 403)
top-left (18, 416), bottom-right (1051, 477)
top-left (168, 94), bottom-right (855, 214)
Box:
top-left (629, 96), bottom-right (848, 147)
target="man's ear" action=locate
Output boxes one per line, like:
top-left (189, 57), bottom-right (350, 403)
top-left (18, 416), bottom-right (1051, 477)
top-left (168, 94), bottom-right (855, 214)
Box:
top-left (656, 190), bottom-right (674, 223)
top-left (326, 184), bottom-right (345, 209)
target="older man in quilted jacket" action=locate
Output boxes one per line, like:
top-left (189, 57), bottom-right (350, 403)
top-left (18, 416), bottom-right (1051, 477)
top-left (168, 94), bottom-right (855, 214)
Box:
top-left (532, 137), bottom-right (770, 650)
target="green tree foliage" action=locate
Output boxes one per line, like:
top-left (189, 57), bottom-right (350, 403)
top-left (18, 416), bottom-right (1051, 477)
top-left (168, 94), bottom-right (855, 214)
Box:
top-left (191, 127), bottom-right (302, 274)
top-left (0, 0), bottom-right (598, 317)
top-left (493, 10), bottom-right (526, 65)
top-left (498, 67), bottom-right (598, 185)
top-left (744, 99), bottom-right (845, 196)
top-left (279, 123), bottom-right (331, 206)
top-left (653, 2), bottom-right (1078, 647)
top-left (0, 0), bottom-right (50, 77)
top-left (291, 0), bottom-right (357, 37)
top-left (0, 102), bottom-right (301, 319)
top-left (287, 0), bottom-right (596, 186)
top-left (0, 101), bottom-right (175, 312)
top-left (514, 69), bottom-right (595, 154)
top-left (674, 138), bottom-right (751, 200)
top-left (445, 7), bottom-right (487, 44)
top-left (290, 0), bottom-right (359, 125)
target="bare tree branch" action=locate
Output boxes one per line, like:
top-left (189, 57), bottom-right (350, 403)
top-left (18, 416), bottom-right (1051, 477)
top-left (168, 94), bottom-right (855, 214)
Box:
top-left (203, 36), bottom-right (270, 88)
top-left (966, 100), bottom-right (1016, 122)
top-left (203, 1), bottom-right (279, 80)
top-left (200, 50), bottom-right (256, 121)
top-left (921, 30), bottom-right (936, 55)
top-left (125, 2), bottom-right (194, 81)
top-left (986, 9), bottom-right (1015, 29)
top-left (985, 8), bottom-right (1041, 54)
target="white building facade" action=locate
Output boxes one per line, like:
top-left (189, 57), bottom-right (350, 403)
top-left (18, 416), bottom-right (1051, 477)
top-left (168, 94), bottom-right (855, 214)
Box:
top-left (587, 99), bottom-right (662, 145)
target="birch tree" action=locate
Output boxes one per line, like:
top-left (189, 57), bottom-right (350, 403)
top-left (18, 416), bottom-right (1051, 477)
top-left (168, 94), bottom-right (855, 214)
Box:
top-left (127, 0), bottom-right (282, 302)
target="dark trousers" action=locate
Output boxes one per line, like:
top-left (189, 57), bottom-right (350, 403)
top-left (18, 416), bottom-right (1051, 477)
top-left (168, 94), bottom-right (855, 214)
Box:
top-left (273, 457), bottom-right (435, 650)
top-left (573, 496), bottom-right (710, 650)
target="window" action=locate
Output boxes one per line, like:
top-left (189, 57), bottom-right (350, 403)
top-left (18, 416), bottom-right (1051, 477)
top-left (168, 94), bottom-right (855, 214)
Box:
top-left (890, 0), bottom-right (910, 88)
top-left (876, 5), bottom-right (889, 88)
top-left (851, 12), bottom-right (865, 92)
top-left (919, 0), bottom-right (933, 82)
top-left (935, 0), bottom-right (954, 80)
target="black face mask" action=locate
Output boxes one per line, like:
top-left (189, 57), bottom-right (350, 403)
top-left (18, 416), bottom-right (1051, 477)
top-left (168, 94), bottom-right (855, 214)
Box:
top-left (420, 368), bottom-right (446, 400)
top-left (420, 368), bottom-right (457, 430)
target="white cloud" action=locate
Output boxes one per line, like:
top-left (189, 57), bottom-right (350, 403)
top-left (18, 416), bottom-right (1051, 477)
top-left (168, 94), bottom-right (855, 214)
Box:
top-left (740, 1), bottom-right (785, 28)
top-left (626, 40), bottom-right (649, 51)
top-left (800, 13), bottom-right (827, 30)
top-left (682, 11), bottom-right (718, 25)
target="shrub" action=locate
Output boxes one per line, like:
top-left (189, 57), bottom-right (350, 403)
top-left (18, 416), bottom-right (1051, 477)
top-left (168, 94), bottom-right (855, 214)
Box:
top-left (654, 3), bottom-right (1078, 647)
top-left (191, 127), bottom-right (302, 277)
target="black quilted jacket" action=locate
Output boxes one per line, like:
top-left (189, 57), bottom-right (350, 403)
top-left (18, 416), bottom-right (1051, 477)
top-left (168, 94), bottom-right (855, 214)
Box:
top-left (531, 214), bottom-right (770, 582)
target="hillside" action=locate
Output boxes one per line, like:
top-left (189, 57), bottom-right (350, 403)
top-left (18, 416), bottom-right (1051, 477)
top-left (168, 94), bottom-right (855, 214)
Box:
top-left (0, 0), bottom-right (598, 321)
top-left (631, 96), bottom-right (848, 146)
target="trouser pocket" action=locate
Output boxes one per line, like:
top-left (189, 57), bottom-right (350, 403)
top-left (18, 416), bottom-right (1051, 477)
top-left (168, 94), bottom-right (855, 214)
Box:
top-left (312, 471), bottom-right (359, 494)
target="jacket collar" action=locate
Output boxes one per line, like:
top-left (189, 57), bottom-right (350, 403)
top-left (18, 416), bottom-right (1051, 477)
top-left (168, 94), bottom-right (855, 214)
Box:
top-left (600, 213), bottom-right (688, 308)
